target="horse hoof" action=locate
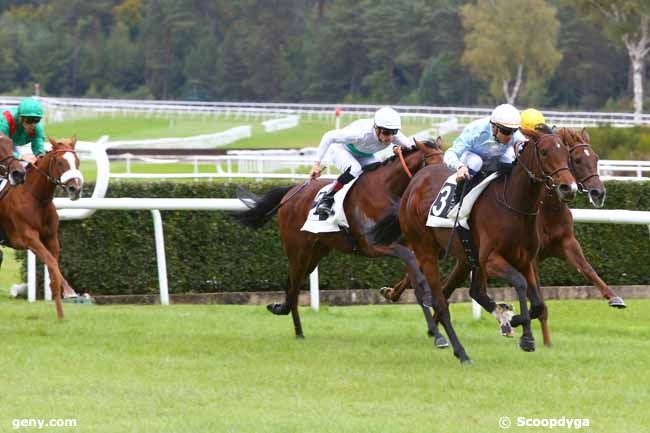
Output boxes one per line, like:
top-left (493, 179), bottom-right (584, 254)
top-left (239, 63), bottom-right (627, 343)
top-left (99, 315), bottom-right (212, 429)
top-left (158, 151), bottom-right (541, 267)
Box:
top-left (434, 336), bottom-right (449, 349)
top-left (519, 336), bottom-right (536, 352)
top-left (378, 287), bottom-right (393, 301)
top-left (460, 358), bottom-right (473, 366)
top-left (500, 323), bottom-right (515, 338)
top-left (608, 297), bottom-right (627, 308)
top-left (266, 303), bottom-right (290, 315)
top-left (296, 334), bottom-right (305, 340)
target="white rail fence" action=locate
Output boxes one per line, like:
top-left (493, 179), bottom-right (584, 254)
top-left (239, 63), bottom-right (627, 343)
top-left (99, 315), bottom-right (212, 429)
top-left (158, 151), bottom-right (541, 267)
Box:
top-left (3, 95), bottom-right (650, 127)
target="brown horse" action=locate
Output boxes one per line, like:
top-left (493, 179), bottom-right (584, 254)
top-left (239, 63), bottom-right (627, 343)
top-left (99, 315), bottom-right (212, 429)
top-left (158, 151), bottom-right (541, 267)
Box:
top-left (0, 136), bottom-right (83, 319)
top-left (0, 135), bottom-right (27, 187)
top-left (233, 139), bottom-right (443, 338)
top-left (370, 130), bottom-right (577, 362)
top-left (383, 127), bottom-right (623, 347)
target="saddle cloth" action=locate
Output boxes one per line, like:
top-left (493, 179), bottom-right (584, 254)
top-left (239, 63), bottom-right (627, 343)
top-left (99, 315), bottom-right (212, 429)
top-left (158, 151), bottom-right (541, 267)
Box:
top-left (301, 177), bottom-right (360, 233)
top-left (426, 172), bottom-right (500, 230)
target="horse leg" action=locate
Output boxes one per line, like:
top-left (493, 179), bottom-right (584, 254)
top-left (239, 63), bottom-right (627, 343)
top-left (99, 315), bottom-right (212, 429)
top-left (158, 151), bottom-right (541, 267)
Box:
top-left (485, 255), bottom-right (535, 352)
top-left (379, 271), bottom-right (410, 302)
top-left (24, 234), bottom-right (65, 319)
top-left (414, 246), bottom-right (470, 363)
top-left (560, 237), bottom-right (626, 308)
top-left (528, 262), bottom-right (551, 346)
top-left (43, 235), bottom-right (78, 298)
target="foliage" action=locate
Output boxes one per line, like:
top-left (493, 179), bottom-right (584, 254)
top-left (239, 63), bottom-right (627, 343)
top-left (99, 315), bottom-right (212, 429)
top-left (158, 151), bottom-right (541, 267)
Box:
top-left (17, 180), bottom-right (650, 296)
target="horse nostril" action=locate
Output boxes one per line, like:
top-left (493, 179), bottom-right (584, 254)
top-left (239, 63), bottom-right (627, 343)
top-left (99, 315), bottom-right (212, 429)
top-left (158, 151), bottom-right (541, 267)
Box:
top-left (558, 184), bottom-right (571, 194)
top-left (590, 189), bottom-right (603, 198)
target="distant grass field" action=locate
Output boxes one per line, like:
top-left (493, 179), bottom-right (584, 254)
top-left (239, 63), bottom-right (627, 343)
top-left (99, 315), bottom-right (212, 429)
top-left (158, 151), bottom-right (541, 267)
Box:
top-left (0, 298), bottom-right (647, 433)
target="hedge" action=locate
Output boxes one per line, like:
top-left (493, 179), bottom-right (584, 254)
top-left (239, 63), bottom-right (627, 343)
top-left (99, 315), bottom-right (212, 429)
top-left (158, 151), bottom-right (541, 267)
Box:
top-left (18, 180), bottom-right (650, 296)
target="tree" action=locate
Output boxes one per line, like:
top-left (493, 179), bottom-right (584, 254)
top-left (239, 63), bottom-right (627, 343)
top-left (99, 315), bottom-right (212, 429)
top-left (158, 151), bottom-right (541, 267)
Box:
top-left (461, 0), bottom-right (562, 104)
top-left (569, 1), bottom-right (650, 122)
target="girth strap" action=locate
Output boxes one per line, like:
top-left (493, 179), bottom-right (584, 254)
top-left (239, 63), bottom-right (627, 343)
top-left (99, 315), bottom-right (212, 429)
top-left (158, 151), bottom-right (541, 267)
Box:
top-left (455, 225), bottom-right (479, 269)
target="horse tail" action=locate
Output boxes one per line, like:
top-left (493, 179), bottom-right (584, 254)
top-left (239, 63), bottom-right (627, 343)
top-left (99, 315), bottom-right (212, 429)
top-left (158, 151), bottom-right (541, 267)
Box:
top-left (367, 203), bottom-right (402, 245)
top-left (231, 185), bottom-right (294, 229)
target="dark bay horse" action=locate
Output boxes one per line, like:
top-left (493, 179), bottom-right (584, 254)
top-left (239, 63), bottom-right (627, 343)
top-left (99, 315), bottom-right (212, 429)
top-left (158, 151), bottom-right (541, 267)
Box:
top-left (370, 130), bottom-right (577, 362)
top-left (233, 139), bottom-right (443, 338)
top-left (383, 128), bottom-right (624, 347)
top-left (0, 136), bottom-right (83, 319)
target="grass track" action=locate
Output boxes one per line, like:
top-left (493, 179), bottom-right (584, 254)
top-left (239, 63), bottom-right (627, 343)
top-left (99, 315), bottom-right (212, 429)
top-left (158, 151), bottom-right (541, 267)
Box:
top-left (0, 298), bottom-right (647, 432)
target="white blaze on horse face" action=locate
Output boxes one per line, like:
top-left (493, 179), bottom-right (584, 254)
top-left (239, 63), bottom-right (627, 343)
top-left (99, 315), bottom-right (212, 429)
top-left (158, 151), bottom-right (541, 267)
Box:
top-left (584, 149), bottom-right (591, 157)
top-left (59, 152), bottom-right (84, 184)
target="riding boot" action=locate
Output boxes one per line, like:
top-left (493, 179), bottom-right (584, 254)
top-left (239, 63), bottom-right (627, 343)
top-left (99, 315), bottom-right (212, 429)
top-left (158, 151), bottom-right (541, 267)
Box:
top-left (315, 167), bottom-right (355, 218)
top-left (449, 178), bottom-right (467, 209)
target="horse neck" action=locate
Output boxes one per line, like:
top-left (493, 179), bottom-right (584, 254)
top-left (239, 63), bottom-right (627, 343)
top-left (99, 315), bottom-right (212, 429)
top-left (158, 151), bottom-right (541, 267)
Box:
top-left (382, 151), bottom-right (423, 196)
top-left (506, 147), bottom-right (547, 216)
top-left (26, 158), bottom-right (56, 202)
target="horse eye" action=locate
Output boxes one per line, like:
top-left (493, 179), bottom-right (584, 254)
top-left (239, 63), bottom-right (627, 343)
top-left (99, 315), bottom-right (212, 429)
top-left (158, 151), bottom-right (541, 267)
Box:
top-left (540, 149), bottom-right (548, 157)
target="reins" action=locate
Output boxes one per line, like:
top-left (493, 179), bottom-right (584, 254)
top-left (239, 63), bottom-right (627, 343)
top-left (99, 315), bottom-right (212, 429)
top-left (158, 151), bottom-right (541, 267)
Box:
top-left (396, 145), bottom-right (413, 178)
top-left (568, 143), bottom-right (599, 192)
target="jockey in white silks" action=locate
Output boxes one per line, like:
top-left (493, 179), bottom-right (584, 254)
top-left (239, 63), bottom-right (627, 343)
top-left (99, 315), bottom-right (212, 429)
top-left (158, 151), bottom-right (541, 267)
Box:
top-left (309, 107), bottom-right (415, 217)
top-left (444, 103), bottom-right (527, 207)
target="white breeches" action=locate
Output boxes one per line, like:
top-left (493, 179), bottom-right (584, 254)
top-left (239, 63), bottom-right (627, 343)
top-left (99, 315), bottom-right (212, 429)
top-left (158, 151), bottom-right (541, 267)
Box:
top-left (460, 151), bottom-right (484, 177)
top-left (328, 142), bottom-right (379, 177)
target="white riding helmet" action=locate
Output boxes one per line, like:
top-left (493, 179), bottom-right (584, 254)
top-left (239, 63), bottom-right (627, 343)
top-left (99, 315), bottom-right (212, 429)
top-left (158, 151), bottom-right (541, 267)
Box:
top-left (374, 107), bottom-right (401, 130)
top-left (490, 104), bottom-right (521, 129)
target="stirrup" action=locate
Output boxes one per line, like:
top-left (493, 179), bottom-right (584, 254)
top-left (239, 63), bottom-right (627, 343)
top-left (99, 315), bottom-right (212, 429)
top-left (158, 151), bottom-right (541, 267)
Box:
top-left (316, 195), bottom-right (335, 217)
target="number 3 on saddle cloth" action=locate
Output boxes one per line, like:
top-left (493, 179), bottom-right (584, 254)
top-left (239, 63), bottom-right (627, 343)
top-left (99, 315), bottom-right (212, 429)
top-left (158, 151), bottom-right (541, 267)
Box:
top-left (426, 172), bottom-right (500, 267)
top-left (301, 177), bottom-right (360, 234)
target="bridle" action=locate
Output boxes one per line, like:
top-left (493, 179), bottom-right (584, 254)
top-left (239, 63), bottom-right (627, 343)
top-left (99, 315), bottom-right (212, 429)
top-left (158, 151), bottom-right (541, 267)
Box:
top-left (515, 134), bottom-right (571, 190)
top-left (29, 149), bottom-right (83, 188)
top-left (0, 154), bottom-right (19, 181)
top-left (568, 143), bottom-right (599, 193)
top-left (499, 134), bottom-right (571, 216)
top-left (396, 140), bottom-right (442, 178)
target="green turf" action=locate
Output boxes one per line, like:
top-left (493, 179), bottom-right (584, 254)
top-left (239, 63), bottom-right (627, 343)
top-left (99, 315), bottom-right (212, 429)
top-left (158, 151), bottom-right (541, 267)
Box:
top-left (0, 297), bottom-right (646, 433)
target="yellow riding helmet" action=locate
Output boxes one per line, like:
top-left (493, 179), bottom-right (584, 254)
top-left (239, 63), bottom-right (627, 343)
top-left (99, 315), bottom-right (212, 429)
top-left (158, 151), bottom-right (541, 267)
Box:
top-left (521, 108), bottom-right (545, 131)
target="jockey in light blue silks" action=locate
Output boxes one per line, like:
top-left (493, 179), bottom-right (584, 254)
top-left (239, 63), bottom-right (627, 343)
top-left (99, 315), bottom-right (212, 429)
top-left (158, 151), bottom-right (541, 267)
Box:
top-left (309, 107), bottom-right (415, 217)
top-left (444, 103), bottom-right (526, 207)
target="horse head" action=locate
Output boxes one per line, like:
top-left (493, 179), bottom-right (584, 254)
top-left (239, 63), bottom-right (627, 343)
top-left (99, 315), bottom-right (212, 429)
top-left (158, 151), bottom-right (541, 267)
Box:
top-left (557, 128), bottom-right (605, 208)
top-left (518, 128), bottom-right (577, 202)
top-left (0, 136), bottom-right (26, 185)
top-left (43, 135), bottom-right (84, 200)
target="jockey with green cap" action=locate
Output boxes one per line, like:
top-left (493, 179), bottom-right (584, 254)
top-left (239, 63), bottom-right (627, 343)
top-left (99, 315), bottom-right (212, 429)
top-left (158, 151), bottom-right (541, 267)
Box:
top-left (0, 97), bottom-right (46, 165)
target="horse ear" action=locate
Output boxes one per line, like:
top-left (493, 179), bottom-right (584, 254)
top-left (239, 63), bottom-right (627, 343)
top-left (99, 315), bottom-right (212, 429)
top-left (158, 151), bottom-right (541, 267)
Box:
top-left (580, 128), bottom-right (590, 143)
top-left (70, 134), bottom-right (77, 148)
top-left (435, 136), bottom-right (443, 148)
top-left (48, 136), bottom-right (57, 147)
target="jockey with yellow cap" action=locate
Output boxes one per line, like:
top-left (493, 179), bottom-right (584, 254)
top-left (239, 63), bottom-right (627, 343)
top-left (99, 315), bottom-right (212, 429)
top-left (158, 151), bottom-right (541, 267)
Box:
top-left (521, 108), bottom-right (546, 131)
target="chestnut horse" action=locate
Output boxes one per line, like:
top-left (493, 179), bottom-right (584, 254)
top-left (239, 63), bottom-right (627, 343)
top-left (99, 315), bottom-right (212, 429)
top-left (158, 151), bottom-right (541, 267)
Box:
top-left (370, 130), bottom-right (577, 362)
top-left (383, 128), bottom-right (624, 347)
top-left (233, 140), bottom-right (443, 338)
top-left (0, 135), bottom-right (27, 187)
top-left (0, 136), bottom-right (83, 319)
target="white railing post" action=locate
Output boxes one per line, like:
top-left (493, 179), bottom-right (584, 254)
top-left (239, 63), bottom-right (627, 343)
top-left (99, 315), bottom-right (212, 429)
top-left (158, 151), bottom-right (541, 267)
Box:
top-left (309, 267), bottom-right (319, 311)
top-left (151, 210), bottom-right (170, 305)
top-left (44, 266), bottom-right (52, 301)
top-left (27, 250), bottom-right (36, 303)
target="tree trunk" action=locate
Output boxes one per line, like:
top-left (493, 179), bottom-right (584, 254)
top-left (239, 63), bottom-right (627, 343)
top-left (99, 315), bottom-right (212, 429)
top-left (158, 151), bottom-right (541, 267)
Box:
top-left (502, 63), bottom-right (523, 104)
top-left (622, 15), bottom-right (650, 125)
top-left (630, 52), bottom-right (644, 124)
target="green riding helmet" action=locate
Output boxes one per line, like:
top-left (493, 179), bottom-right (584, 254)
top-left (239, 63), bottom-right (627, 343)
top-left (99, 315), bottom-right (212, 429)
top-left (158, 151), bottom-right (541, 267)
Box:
top-left (18, 97), bottom-right (44, 118)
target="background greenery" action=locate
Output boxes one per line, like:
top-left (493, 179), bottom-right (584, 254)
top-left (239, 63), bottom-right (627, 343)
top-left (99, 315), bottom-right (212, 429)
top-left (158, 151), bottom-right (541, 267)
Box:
top-left (0, 0), bottom-right (643, 111)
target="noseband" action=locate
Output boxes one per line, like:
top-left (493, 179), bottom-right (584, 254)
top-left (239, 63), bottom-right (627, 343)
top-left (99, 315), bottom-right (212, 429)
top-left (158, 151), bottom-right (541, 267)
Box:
top-left (0, 154), bottom-right (19, 180)
top-left (516, 134), bottom-right (571, 190)
top-left (30, 149), bottom-right (83, 188)
top-left (568, 143), bottom-right (599, 193)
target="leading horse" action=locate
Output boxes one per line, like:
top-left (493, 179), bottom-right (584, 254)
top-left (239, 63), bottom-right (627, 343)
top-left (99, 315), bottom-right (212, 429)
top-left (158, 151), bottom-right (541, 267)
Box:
top-left (0, 136), bottom-right (83, 319)
top-left (383, 127), bottom-right (624, 347)
top-left (370, 129), bottom-right (577, 362)
top-left (233, 139), bottom-right (443, 338)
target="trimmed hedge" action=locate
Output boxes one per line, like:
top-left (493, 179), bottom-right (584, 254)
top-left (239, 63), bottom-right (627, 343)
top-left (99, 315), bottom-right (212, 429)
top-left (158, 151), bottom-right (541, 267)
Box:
top-left (19, 180), bottom-right (650, 295)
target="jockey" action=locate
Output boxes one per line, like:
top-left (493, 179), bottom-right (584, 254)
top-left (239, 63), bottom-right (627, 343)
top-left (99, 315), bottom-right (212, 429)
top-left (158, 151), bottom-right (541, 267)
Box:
top-left (310, 106), bottom-right (415, 217)
top-left (0, 97), bottom-right (45, 165)
top-left (444, 103), bottom-right (526, 207)
top-left (521, 108), bottom-right (546, 131)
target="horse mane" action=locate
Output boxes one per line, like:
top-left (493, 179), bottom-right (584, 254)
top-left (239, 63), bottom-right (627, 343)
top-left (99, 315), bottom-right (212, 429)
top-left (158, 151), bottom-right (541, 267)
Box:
top-left (556, 128), bottom-right (583, 147)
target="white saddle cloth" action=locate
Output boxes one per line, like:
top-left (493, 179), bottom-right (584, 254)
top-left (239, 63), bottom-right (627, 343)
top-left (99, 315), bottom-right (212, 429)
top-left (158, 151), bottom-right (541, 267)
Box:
top-left (301, 177), bottom-right (360, 233)
top-left (426, 172), bottom-right (500, 230)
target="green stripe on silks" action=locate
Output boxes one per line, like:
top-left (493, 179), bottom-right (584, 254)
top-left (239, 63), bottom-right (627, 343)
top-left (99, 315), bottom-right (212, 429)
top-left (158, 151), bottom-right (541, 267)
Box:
top-left (345, 143), bottom-right (374, 158)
